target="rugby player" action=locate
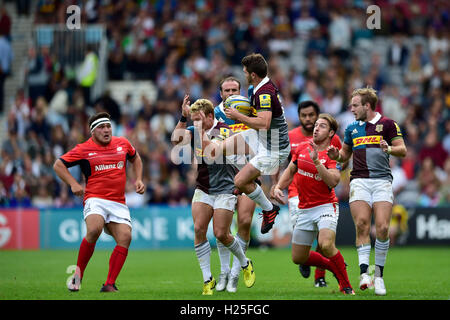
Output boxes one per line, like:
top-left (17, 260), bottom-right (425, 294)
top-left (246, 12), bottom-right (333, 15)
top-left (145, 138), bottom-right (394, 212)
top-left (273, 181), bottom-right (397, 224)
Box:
top-left (327, 87), bottom-right (407, 295)
top-left (171, 96), bottom-right (255, 295)
top-left (286, 100), bottom-right (342, 287)
top-left (272, 113), bottom-right (354, 295)
top-left (196, 53), bottom-right (291, 235)
top-left (214, 76), bottom-right (258, 293)
top-left (54, 112), bottom-right (145, 293)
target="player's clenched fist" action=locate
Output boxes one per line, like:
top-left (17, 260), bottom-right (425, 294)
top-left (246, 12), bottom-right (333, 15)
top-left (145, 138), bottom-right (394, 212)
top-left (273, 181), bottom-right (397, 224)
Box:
top-left (380, 139), bottom-right (390, 154)
top-left (135, 180), bottom-right (145, 194)
top-left (327, 145), bottom-right (340, 160)
top-left (70, 183), bottom-right (84, 198)
top-left (271, 185), bottom-right (287, 205)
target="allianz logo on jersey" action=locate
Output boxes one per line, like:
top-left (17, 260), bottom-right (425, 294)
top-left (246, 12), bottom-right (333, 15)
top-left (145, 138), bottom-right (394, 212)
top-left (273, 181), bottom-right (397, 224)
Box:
top-left (297, 168), bottom-right (323, 181)
top-left (95, 161), bottom-right (124, 171)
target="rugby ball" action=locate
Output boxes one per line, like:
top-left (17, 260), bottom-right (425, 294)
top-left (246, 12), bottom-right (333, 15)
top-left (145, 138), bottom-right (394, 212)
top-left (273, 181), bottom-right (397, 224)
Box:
top-left (224, 95), bottom-right (253, 116)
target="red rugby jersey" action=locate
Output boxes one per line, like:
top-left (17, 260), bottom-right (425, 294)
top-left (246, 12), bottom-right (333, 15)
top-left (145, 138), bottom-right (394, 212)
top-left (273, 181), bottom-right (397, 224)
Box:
top-left (291, 141), bottom-right (338, 209)
top-left (60, 136), bottom-right (136, 204)
top-left (288, 127), bottom-right (342, 198)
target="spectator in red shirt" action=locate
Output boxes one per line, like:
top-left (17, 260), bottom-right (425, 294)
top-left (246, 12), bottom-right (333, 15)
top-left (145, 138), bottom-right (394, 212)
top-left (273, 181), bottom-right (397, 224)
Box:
top-left (419, 129), bottom-right (448, 169)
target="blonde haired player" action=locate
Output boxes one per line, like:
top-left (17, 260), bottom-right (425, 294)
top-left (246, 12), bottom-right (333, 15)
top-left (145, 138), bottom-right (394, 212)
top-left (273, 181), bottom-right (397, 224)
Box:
top-left (196, 53), bottom-right (291, 236)
top-left (327, 87), bottom-right (407, 295)
top-left (171, 96), bottom-right (255, 295)
top-left (213, 76), bottom-right (259, 293)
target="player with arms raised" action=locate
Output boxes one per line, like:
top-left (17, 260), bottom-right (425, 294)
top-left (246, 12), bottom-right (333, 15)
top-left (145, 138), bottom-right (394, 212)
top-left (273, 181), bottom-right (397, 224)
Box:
top-left (54, 112), bottom-right (145, 292)
top-left (272, 114), bottom-right (354, 295)
top-left (198, 53), bottom-right (291, 235)
top-left (287, 100), bottom-right (343, 287)
top-left (213, 76), bottom-right (258, 293)
top-left (171, 97), bottom-right (255, 295)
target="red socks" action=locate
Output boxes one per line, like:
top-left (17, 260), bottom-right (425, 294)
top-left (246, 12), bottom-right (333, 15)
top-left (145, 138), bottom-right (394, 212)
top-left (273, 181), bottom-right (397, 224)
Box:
top-left (106, 245), bottom-right (128, 285)
top-left (304, 251), bottom-right (332, 270)
top-left (76, 239), bottom-right (128, 286)
top-left (315, 268), bottom-right (326, 280)
top-left (77, 237), bottom-right (96, 279)
top-left (329, 250), bottom-right (352, 290)
top-left (304, 250), bottom-right (352, 290)
top-left (314, 247), bottom-right (326, 279)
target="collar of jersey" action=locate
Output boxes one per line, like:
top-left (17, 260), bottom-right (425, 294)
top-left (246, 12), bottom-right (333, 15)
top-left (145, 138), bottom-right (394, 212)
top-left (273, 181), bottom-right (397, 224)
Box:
top-left (206, 118), bottom-right (218, 136)
top-left (217, 101), bottom-right (224, 112)
top-left (359, 112), bottom-right (381, 126)
top-left (253, 76), bottom-right (270, 94)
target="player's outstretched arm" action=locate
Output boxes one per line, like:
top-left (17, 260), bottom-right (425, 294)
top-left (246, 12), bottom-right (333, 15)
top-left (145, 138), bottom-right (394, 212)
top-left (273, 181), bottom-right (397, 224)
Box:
top-left (172, 94), bottom-right (191, 146)
top-left (129, 152), bottom-right (145, 194)
top-left (327, 143), bottom-right (352, 163)
top-left (192, 112), bottom-right (224, 160)
top-left (53, 159), bottom-right (84, 198)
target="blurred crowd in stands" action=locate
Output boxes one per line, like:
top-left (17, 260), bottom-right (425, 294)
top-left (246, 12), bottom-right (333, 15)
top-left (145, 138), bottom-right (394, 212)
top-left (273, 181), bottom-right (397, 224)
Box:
top-left (0, 0), bottom-right (449, 211)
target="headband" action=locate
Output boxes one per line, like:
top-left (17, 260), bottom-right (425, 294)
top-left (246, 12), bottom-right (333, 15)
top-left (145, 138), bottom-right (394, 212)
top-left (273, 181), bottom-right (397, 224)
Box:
top-left (90, 117), bottom-right (111, 132)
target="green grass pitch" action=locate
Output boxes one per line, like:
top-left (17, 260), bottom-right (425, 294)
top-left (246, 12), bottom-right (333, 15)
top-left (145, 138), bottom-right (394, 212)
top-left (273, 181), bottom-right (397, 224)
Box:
top-left (0, 247), bottom-right (449, 300)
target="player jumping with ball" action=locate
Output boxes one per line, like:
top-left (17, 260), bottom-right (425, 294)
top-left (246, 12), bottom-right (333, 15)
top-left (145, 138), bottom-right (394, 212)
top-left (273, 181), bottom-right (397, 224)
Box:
top-left (196, 53), bottom-right (291, 235)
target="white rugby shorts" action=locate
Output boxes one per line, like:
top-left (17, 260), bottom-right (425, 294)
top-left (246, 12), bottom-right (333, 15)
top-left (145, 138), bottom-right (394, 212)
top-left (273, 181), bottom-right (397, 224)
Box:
top-left (294, 202), bottom-right (339, 233)
top-left (236, 128), bottom-right (259, 157)
top-left (235, 128), bottom-right (290, 175)
top-left (192, 189), bottom-right (237, 212)
top-left (225, 154), bottom-right (250, 171)
top-left (292, 203), bottom-right (339, 246)
top-left (249, 143), bottom-right (290, 175)
top-left (83, 197), bottom-right (132, 234)
top-left (349, 178), bottom-right (394, 207)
